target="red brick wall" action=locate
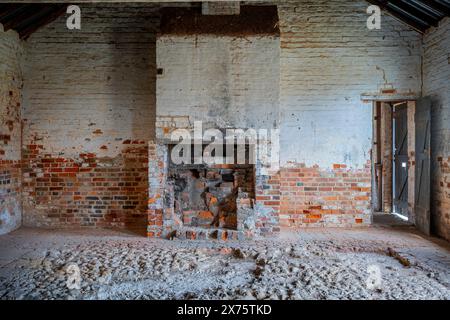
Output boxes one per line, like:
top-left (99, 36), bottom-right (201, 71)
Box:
top-left (147, 143), bottom-right (165, 238)
top-left (21, 4), bottom-right (158, 232)
top-left (279, 163), bottom-right (372, 227)
top-left (424, 18), bottom-right (450, 242)
top-left (255, 169), bottom-right (281, 235)
top-left (22, 142), bottom-right (148, 232)
top-left (276, 0), bottom-right (420, 230)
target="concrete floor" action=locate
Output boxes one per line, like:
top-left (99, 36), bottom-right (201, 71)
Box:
top-left (0, 220), bottom-right (449, 300)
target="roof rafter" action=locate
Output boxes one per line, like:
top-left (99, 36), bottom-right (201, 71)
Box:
top-left (366, 0), bottom-right (450, 33)
top-left (0, 4), bottom-right (67, 39)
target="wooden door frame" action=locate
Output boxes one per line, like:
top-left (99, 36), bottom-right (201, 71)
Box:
top-left (371, 100), bottom-right (416, 222)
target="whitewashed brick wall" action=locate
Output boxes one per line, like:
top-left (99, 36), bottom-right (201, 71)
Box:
top-left (8, 1), bottom-right (439, 232)
top-left (278, 0), bottom-right (422, 169)
top-left (21, 4), bottom-right (160, 229)
top-left (423, 17), bottom-right (450, 241)
top-left (23, 4), bottom-right (159, 158)
top-left (156, 35), bottom-right (280, 137)
top-left (0, 26), bottom-right (23, 161)
top-left (0, 25), bottom-right (24, 234)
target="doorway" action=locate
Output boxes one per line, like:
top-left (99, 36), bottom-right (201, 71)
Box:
top-left (372, 101), bottom-right (414, 222)
top-left (371, 99), bottom-right (431, 233)
top-left (393, 102), bottom-right (409, 217)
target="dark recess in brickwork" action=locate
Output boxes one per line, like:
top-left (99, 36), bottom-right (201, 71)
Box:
top-left (160, 5), bottom-right (280, 36)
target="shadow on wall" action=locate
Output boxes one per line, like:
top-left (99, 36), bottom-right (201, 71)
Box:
top-left (0, 164), bottom-right (22, 235)
top-left (429, 96), bottom-right (450, 241)
top-left (20, 4), bottom-right (160, 236)
top-left (109, 9), bottom-right (158, 236)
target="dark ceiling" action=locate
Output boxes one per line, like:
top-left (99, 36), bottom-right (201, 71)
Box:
top-left (367, 0), bottom-right (450, 32)
top-left (0, 1), bottom-right (449, 39)
top-left (0, 4), bottom-right (67, 39)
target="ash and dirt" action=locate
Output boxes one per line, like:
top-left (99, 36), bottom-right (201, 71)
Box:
top-left (0, 226), bottom-right (449, 300)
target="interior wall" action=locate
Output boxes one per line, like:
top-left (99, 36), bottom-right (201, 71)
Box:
top-left (156, 35), bottom-right (280, 134)
top-left (7, 1), bottom-right (431, 234)
top-left (154, 0), bottom-right (422, 231)
top-left (276, 0), bottom-right (422, 227)
top-left (0, 26), bottom-right (24, 235)
top-left (423, 17), bottom-right (450, 241)
top-left (21, 4), bottom-right (159, 231)
top-left (0, 25), bottom-right (24, 235)
top-left (154, 14), bottom-right (281, 236)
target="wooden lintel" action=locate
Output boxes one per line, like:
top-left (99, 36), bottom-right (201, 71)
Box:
top-left (361, 93), bottom-right (420, 102)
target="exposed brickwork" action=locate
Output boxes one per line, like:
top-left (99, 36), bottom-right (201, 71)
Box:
top-left (153, 0), bottom-right (422, 233)
top-left (2, 2), bottom-right (445, 237)
top-left (21, 143), bottom-right (148, 230)
top-left (255, 168), bottom-right (280, 236)
top-left (155, 19), bottom-right (280, 237)
top-left (147, 142), bottom-right (165, 238)
top-left (275, 0), bottom-right (420, 228)
top-left (277, 0), bottom-right (421, 168)
top-left (147, 142), bottom-right (262, 240)
top-left (21, 4), bottom-right (159, 231)
top-left (0, 26), bottom-right (24, 234)
top-left (279, 163), bottom-right (372, 227)
top-left (0, 161), bottom-right (22, 234)
top-left (434, 156), bottom-right (450, 240)
top-left (169, 165), bottom-right (254, 229)
top-left (423, 17), bottom-right (450, 241)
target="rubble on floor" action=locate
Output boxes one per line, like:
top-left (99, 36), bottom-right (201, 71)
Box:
top-left (0, 227), bottom-right (449, 300)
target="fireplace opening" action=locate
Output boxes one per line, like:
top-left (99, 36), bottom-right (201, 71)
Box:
top-left (165, 143), bottom-right (256, 239)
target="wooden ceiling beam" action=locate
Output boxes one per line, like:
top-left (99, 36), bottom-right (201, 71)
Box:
top-left (19, 5), bottom-right (67, 39)
top-left (13, 6), bottom-right (56, 33)
top-left (2, 6), bottom-right (40, 32)
top-left (366, 0), bottom-right (428, 33)
top-left (420, 0), bottom-right (450, 16)
top-left (390, 0), bottom-right (439, 27)
top-left (0, 5), bottom-right (28, 23)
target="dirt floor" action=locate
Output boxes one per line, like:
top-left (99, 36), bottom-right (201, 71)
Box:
top-left (1, 216), bottom-right (449, 300)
